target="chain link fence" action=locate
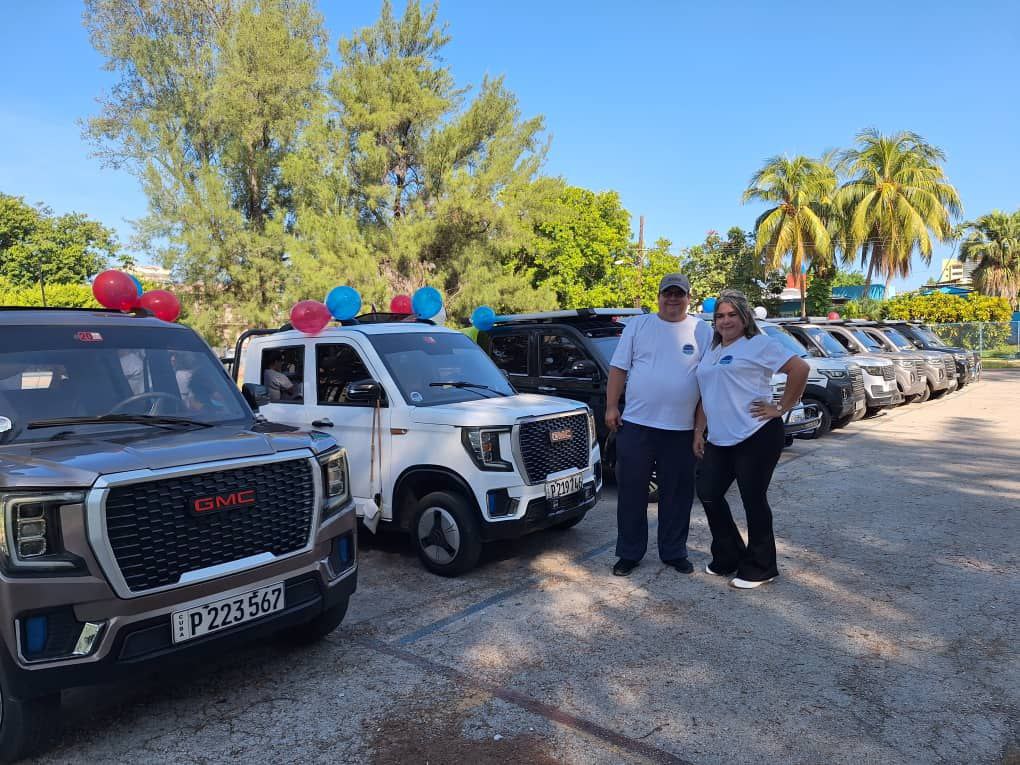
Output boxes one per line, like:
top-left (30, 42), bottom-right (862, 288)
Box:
top-left (929, 322), bottom-right (1020, 359)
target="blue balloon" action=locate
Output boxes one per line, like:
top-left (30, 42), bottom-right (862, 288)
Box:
top-left (702, 297), bottom-right (717, 313)
top-left (411, 286), bottom-right (443, 319)
top-left (129, 274), bottom-right (143, 297)
top-left (471, 305), bottom-right (496, 332)
top-left (325, 286), bottom-right (362, 321)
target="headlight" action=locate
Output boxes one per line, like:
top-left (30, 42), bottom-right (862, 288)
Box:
top-left (586, 409), bottom-right (598, 448)
top-left (461, 427), bottom-right (513, 471)
top-left (819, 369), bottom-right (847, 379)
top-left (317, 449), bottom-right (351, 516)
top-left (893, 359), bottom-right (910, 368)
top-left (0, 491), bottom-right (84, 571)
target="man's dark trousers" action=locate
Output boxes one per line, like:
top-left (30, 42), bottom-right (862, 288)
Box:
top-left (615, 420), bottom-right (696, 562)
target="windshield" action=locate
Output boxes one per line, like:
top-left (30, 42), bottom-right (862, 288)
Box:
top-left (0, 323), bottom-right (250, 443)
top-left (802, 326), bottom-right (850, 357)
top-left (914, 327), bottom-right (946, 346)
top-left (849, 329), bottom-right (883, 351)
top-left (881, 327), bottom-right (915, 350)
top-left (588, 335), bottom-right (622, 364)
top-left (368, 331), bottom-right (514, 406)
top-left (761, 325), bottom-right (809, 358)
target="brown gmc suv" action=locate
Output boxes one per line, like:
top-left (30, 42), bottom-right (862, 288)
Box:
top-left (0, 307), bottom-right (357, 761)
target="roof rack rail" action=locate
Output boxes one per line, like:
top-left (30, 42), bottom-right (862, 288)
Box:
top-left (353, 312), bottom-right (435, 325)
top-left (0, 305), bottom-right (155, 317)
top-left (492, 307), bottom-right (648, 325)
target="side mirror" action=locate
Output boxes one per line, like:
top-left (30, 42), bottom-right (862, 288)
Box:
top-left (242, 383), bottom-right (270, 411)
top-left (568, 359), bottom-right (598, 379)
top-left (342, 379), bottom-right (385, 404)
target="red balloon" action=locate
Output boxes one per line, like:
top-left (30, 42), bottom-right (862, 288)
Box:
top-left (139, 290), bottom-right (181, 322)
top-left (290, 300), bottom-right (330, 334)
top-left (827, 311), bottom-right (841, 320)
top-left (390, 294), bottom-right (412, 314)
top-left (92, 270), bottom-right (139, 310)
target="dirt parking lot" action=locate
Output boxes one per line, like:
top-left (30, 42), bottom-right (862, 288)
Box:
top-left (30, 372), bottom-right (1019, 765)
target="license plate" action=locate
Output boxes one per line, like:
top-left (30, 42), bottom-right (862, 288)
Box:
top-left (171, 582), bottom-right (285, 644)
top-left (545, 471), bottom-right (584, 499)
top-left (854, 399), bottom-right (865, 413)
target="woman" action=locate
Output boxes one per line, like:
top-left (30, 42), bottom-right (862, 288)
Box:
top-left (693, 290), bottom-right (809, 589)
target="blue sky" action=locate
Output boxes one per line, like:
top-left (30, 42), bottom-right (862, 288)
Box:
top-left (2, 0), bottom-right (1018, 292)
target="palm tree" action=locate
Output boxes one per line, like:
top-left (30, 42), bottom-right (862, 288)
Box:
top-left (835, 129), bottom-right (962, 293)
top-left (960, 210), bottom-right (1020, 309)
top-left (742, 155), bottom-right (835, 317)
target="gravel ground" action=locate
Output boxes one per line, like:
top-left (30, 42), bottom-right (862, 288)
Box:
top-left (28, 371), bottom-right (1019, 764)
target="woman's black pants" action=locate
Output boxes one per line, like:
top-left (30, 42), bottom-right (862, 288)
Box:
top-left (696, 417), bottom-right (784, 581)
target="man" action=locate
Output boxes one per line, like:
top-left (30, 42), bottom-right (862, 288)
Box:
top-left (606, 274), bottom-right (712, 576)
top-left (263, 352), bottom-right (295, 402)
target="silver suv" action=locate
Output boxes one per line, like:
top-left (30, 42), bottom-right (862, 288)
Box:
top-left (0, 308), bottom-right (357, 761)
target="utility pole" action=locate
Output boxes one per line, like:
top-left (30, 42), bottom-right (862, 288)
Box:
top-left (635, 215), bottom-right (645, 308)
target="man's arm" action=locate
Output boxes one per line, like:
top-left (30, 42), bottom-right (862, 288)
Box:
top-left (605, 366), bottom-right (627, 432)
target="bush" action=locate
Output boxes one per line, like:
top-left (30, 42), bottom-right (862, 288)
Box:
top-left (0, 279), bottom-right (99, 308)
top-left (881, 292), bottom-right (1011, 323)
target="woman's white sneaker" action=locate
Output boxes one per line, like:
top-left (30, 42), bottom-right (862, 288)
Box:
top-left (729, 576), bottom-right (777, 589)
top-left (705, 562), bottom-right (737, 577)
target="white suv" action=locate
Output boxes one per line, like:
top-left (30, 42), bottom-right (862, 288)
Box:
top-left (236, 317), bottom-right (601, 576)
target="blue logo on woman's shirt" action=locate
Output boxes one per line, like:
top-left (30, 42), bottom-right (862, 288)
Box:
top-left (719, 355), bottom-right (734, 365)
top-left (682, 343), bottom-right (695, 355)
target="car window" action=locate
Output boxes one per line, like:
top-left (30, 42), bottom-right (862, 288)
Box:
top-left (539, 334), bottom-right (588, 377)
top-left (490, 333), bottom-right (530, 375)
top-left (825, 330), bottom-right (857, 353)
top-left (261, 345), bottom-right (304, 404)
top-left (317, 343), bottom-right (373, 405)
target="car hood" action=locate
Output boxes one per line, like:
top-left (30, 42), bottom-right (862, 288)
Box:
top-left (0, 425), bottom-right (324, 490)
top-left (409, 393), bottom-right (586, 426)
top-left (848, 354), bottom-right (893, 367)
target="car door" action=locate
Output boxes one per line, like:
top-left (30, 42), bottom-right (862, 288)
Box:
top-left (535, 329), bottom-right (601, 413)
top-left (306, 340), bottom-right (391, 514)
top-left (487, 330), bottom-right (538, 393)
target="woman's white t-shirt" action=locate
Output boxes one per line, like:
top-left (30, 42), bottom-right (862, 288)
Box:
top-left (695, 335), bottom-right (794, 446)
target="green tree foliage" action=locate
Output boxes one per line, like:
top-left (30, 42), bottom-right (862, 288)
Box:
top-left (835, 129), bottom-right (961, 290)
top-left (805, 268), bottom-right (834, 316)
top-left (679, 227), bottom-right (783, 312)
top-left (742, 156), bottom-right (836, 316)
top-left (832, 269), bottom-right (866, 287)
top-left (0, 193), bottom-right (120, 289)
top-left (883, 292), bottom-right (1011, 323)
top-left (959, 209), bottom-right (1020, 309)
top-left (84, 0), bottom-right (330, 341)
top-left (0, 278), bottom-right (100, 308)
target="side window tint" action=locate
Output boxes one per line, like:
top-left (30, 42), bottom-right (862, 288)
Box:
top-left (490, 334), bottom-right (529, 375)
top-left (828, 331), bottom-right (852, 351)
top-left (540, 334), bottom-right (585, 377)
top-left (317, 344), bottom-right (372, 404)
top-left (261, 346), bottom-right (304, 404)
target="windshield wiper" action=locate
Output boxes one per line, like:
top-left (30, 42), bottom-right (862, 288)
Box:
top-left (27, 414), bottom-right (214, 431)
top-left (428, 381), bottom-right (508, 398)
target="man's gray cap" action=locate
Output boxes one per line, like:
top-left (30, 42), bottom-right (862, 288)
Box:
top-left (658, 273), bottom-right (691, 294)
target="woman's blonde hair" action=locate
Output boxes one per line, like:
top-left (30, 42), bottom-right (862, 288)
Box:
top-left (710, 289), bottom-right (759, 348)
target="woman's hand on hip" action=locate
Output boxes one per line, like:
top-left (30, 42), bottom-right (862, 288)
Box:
top-left (750, 400), bottom-right (783, 421)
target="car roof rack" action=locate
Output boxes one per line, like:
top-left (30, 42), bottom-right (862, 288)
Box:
top-left (352, 312), bottom-right (435, 325)
top-left (0, 305), bottom-right (155, 317)
top-left (491, 307), bottom-right (648, 325)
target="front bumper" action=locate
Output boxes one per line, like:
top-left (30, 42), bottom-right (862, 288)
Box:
top-left (785, 403), bottom-right (823, 437)
top-left (480, 484), bottom-right (599, 542)
top-left (866, 389), bottom-right (900, 408)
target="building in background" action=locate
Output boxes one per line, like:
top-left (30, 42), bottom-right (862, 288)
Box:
top-left (937, 258), bottom-right (978, 287)
top-left (126, 264), bottom-right (173, 285)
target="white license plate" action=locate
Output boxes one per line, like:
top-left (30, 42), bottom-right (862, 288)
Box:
top-left (171, 582), bottom-right (285, 644)
top-left (545, 471), bottom-right (584, 499)
top-left (854, 399), bottom-right (866, 413)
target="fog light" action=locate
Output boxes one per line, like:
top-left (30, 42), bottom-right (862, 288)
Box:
top-left (331, 532), bottom-right (355, 576)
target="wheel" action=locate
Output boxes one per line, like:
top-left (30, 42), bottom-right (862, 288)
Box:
top-left (831, 413), bottom-right (853, 430)
top-left (552, 512), bottom-right (587, 530)
top-left (917, 382), bottom-right (931, 403)
top-left (865, 407), bottom-right (882, 418)
top-left (276, 598), bottom-right (349, 646)
top-left (412, 491), bottom-right (482, 577)
top-left (0, 675), bottom-right (59, 763)
top-left (801, 398), bottom-right (831, 438)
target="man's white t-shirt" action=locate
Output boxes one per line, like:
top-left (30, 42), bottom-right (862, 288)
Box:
top-left (609, 313), bottom-right (713, 430)
top-left (695, 335), bottom-right (794, 446)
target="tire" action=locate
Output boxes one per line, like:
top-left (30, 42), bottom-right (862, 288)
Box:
top-left (0, 675), bottom-right (59, 763)
top-left (801, 398), bottom-right (831, 439)
top-left (552, 512), bottom-right (587, 530)
top-left (276, 598), bottom-right (349, 646)
top-left (917, 382), bottom-right (931, 403)
top-left (412, 491), bottom-right (482, 577)
top-left (831, 413), bottom-right (853, 430)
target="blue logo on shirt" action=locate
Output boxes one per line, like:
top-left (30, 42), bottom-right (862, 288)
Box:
top-left (719, 355), bottom-right (734, 365)
top-left (682, 343), bottom-right (695, 355)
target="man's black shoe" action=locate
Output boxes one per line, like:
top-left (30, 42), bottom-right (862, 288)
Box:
top-left (612, 558), bottom-right (639, 576)
top-left (663, 557), bottom-right (694, 574)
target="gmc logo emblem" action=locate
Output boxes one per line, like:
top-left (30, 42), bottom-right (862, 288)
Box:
top-left (192, 489), bottom-right (256, 515)
top-left (549, 428), bottom-right (573, 444)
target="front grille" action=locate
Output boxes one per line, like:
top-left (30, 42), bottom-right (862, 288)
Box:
top-left (912, 359), bottom-right (924, 377)
top-left (518, 413), bottom-right (590, 484)
top-left (881, 365), bottom-right (895, 381)
top-left (942, 356), bottom-right (956, 378)
top-left (849, 367), bottom-right (865, 398)
top-left (105, 458), bottom-right (315, 592)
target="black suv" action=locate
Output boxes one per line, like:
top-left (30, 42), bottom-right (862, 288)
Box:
top-left (881, 321), bottom-right (980, 387)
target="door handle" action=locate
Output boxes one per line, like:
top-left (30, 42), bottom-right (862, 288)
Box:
top-left (312, 418), bottom-right (334, 428)
top-left (537, 386), bottom-right (556, 392)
